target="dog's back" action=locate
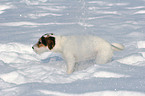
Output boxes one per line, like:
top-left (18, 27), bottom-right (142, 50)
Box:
top-left (59, 35), bottom-right (111, 61)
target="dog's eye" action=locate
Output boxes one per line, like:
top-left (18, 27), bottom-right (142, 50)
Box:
top-left (38, 41), bottom-right (42, 44)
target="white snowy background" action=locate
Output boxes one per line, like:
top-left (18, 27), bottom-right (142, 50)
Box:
top-left (0, 0), bottom-right (145, 96)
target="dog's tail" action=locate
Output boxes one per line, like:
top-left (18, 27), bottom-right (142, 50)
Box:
top-left (111, 43), bottom-right (124, 51)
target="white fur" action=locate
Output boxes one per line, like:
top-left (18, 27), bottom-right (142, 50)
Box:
top-left (33, 44), bottom-right (48, 54)
top-left (33, 35), bottom-right (124, 74)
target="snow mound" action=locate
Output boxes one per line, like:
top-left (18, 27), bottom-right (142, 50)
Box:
top-left (117, 41), bottom-right (145, 66)
top-left (0, 4), bottom-right (14, 14)
top-left (134, 10), bottom-right (145, 14)
top-left (0, 43), bottom-right (38, 64)
top-left (39, 90), bottom-right (145, 96)
top-left (0, 71), bottom-right (25, 84)
top-left (137, 41), bottom-right (145, 49)
top-left (117, 53), bottom-right (145, 66)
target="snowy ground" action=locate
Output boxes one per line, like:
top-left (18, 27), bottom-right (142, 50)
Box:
top-left (0, 0), bottom-right (145, 96)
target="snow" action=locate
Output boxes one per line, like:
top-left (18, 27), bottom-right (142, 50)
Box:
top-left (0, 0), bottom-right (145, 96)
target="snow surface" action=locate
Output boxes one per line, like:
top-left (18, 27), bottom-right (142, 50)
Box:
top-left (0, 0), bottom-right (145, 96)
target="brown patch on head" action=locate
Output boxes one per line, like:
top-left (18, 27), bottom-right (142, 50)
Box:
top-left (37, 37), bottom-right (47, 48)
top-left (37, 34), bottom-right (55, 50)
top-left (45, 36), bottom-right (55, 50)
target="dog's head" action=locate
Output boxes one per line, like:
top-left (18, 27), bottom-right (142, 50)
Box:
top-left (32, 33), bottom-right (55, 54)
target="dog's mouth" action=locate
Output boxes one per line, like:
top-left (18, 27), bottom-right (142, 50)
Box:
top-left (32, 44), bottom-right (49, 55)
top-left (32, 45), bottom-right (40, 54)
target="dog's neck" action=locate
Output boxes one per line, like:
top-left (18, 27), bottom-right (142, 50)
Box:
top-left (51, 36), bottom-right (64, 53)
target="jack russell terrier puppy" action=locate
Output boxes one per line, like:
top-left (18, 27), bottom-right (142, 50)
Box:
top-left (32, 33), bottom-right (124, 74)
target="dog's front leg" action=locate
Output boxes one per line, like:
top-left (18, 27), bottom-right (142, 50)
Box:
top-left (64, 55), bottom-right (75, 74)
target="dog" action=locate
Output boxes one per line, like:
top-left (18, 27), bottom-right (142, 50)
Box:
top-left (32, 33), bottom-right (124, 74)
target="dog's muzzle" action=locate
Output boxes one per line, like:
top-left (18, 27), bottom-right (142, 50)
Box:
top-left (32, 44), bottom-right (49, 54)
top-left (32, 44), bottom-right (38, 53)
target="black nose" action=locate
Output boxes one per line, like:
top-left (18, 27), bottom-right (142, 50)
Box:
top-left (32, 47), bottom-right (34, 49)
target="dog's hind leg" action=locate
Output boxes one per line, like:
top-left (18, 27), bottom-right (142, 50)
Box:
top-left (95, 48), bottom-right (113, 64)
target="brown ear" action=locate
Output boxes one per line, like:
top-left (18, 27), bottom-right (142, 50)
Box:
top-left (46, 37), bottom-right (55, 50)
